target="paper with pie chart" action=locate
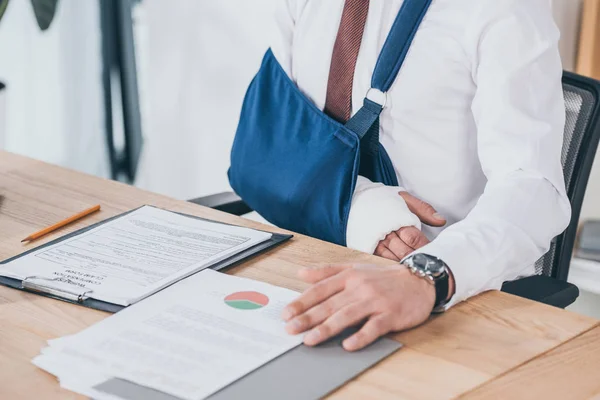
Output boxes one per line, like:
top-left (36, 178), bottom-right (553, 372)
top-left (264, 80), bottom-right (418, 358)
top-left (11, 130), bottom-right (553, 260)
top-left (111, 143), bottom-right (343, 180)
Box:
top-left (32, 269), bottom-right (303, 400)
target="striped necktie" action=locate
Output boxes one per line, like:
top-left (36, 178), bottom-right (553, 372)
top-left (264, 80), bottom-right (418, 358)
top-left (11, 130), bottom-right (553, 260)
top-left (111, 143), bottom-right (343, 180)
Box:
top-left (324, 0), bottom-right (370, 123)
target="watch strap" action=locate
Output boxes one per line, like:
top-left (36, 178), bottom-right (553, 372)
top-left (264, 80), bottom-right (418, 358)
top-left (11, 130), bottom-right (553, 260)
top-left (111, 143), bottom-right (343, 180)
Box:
top-left (433, 271), bottom-right (449, 309)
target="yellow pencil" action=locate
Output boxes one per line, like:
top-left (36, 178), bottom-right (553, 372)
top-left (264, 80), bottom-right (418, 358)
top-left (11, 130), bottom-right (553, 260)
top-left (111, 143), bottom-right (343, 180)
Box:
top-left (21, 205), bottom-right (101, 243)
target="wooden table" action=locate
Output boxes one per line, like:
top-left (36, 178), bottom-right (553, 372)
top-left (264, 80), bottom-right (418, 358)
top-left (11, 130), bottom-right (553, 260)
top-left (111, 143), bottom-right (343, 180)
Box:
top-left (0, 150), bottom-right (599, 399)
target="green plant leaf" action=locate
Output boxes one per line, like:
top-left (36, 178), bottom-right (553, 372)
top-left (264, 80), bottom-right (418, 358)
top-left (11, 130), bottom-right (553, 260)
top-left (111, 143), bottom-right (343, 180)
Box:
top-left (0, 0), bottom-right (9, 25)
top-left (30, 0), bottom-right (59, 31)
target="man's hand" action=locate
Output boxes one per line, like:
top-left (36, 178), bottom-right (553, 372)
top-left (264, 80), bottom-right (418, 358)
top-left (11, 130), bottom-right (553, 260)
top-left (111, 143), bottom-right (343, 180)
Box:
top-left (374, 192), bottom-right (446, 261)
top-left (282, 264), bottom-right (436, 351)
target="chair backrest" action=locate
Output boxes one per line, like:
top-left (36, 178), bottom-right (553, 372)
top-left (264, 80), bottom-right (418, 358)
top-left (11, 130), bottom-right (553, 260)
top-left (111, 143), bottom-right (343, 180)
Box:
top-left (535, 72), bottom-right (600, 280)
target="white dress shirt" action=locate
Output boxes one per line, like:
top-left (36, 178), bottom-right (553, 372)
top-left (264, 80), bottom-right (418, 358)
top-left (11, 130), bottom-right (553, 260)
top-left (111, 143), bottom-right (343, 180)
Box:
top-left (270, 0), bottom-right (571, 307)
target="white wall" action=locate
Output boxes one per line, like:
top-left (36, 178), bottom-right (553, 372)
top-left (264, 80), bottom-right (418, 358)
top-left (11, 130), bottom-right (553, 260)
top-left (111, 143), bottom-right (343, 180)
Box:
top-left (134, 0), bottom-right (277, 200)
top-left (0, 0), bottom-right (108, 177)
top-left (581, 152), bottom-right (600, 221)
top-left (553, 0), bottom-right (583, 72)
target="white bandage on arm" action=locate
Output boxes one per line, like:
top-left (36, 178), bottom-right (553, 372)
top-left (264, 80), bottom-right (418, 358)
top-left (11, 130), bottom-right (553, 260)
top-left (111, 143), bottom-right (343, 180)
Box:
top-left (346, 176), bottom-right (421, 254)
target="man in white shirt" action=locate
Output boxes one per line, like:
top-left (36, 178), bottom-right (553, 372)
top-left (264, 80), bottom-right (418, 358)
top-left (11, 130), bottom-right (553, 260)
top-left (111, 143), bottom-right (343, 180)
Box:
top-left (279, 0), bottom-right (571, 351)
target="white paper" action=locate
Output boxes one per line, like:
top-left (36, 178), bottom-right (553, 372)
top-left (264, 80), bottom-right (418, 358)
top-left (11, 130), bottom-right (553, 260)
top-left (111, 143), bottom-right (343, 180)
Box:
top-left (33, 269), bottom-right (303, 400)
top-left (33, 355), bottom-right (115, 400)
top-left (1, 206), bottom-right (271, 305)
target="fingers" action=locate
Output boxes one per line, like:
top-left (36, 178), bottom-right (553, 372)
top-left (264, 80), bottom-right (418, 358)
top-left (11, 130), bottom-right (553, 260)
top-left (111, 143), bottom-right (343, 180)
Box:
top-left (342, 315), bottom-right (392, 351)
top-left (285, 291), bottom-right (352, 335)
top-left (382, 231), bottom-right (414, 260)
top-left (377, 227), bottom-right (429, 261)
top-left (298, 264), bottom-right (350, 284)
top-left (374, 242), bottom-right (400, 261)
top-left (398, 191), bottom-right (446, 227)
top-left (303, 301), bottom-right (374, 346)
top-left (282, 272), bottom-right (347, 321)
top-left (397, 226), bottom-right (429, 250)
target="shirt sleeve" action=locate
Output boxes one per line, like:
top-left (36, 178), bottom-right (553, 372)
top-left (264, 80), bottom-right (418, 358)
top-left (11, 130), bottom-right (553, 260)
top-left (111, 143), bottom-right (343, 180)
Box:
top-left (411, 0), bottom-right (571, 308)
top-left (346, 176), bottom-right (421, 254)
top-left (270, 0), bottom-right (307, 76)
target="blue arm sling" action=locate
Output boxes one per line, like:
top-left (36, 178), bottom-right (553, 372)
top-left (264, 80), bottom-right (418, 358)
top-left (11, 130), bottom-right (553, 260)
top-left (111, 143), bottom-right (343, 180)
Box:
top-left (229, 0), bottom-right (432, 246)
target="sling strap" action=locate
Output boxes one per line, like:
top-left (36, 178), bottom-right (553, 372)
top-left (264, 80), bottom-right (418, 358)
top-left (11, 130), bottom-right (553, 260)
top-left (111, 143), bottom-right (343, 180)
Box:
top-left (371, 0), bottom-right (433, 92)
top-left (345, 0), bottom-right (432, 154)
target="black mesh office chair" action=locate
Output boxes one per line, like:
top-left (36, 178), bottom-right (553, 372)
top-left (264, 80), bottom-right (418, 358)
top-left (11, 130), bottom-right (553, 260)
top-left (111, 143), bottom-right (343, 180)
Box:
top-left (190, 71), bottom-right (600, 308)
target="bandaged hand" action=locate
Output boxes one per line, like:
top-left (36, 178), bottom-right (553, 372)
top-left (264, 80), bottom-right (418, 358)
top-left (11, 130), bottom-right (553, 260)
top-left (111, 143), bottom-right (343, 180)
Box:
top-left (374, 192), bottom-right (446, 261)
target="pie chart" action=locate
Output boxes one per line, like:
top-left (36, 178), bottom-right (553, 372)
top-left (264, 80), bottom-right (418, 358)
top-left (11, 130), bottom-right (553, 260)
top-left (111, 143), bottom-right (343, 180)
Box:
top-left (224, 291), bottom-right (270, 310)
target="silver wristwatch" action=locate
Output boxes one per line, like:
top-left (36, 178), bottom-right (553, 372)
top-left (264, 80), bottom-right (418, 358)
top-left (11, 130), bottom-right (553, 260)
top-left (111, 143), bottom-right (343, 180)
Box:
top-left (403, 253), bottom-right (452, 312)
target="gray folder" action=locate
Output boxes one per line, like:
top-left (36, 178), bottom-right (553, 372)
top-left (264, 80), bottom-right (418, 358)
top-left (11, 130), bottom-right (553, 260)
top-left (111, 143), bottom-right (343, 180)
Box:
top-left (93, 331), bottom-right (402, 400)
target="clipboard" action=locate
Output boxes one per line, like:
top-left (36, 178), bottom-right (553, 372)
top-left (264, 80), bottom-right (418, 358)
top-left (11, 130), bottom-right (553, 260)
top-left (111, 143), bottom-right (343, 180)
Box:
top-left (0, 206), bottom-right (292, 313)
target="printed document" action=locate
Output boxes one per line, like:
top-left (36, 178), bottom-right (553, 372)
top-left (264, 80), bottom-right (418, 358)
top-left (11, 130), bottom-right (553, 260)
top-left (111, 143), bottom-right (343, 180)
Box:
top-left (1, 206), bottom-right (272, 305)
top-left (33, 269), bottom-right (303, 400)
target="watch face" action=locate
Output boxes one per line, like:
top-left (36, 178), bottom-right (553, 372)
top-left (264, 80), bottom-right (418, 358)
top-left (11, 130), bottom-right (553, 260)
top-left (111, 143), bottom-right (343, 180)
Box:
top-left (412, 254), bottom-right (445, 277)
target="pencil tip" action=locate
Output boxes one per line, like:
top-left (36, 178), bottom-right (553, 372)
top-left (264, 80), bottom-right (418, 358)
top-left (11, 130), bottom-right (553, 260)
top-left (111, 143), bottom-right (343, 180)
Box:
top-left (21, 239), bottom-right (28, 243)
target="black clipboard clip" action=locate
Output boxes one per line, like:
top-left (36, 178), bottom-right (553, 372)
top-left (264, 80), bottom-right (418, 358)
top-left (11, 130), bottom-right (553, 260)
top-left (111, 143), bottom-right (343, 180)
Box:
top-left (21, 276), bottom-right (94, 303)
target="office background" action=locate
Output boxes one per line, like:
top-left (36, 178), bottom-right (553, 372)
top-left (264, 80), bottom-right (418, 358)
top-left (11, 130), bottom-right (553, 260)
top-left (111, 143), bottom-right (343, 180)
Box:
top-left (1, 0), bottom-right (599, 311)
